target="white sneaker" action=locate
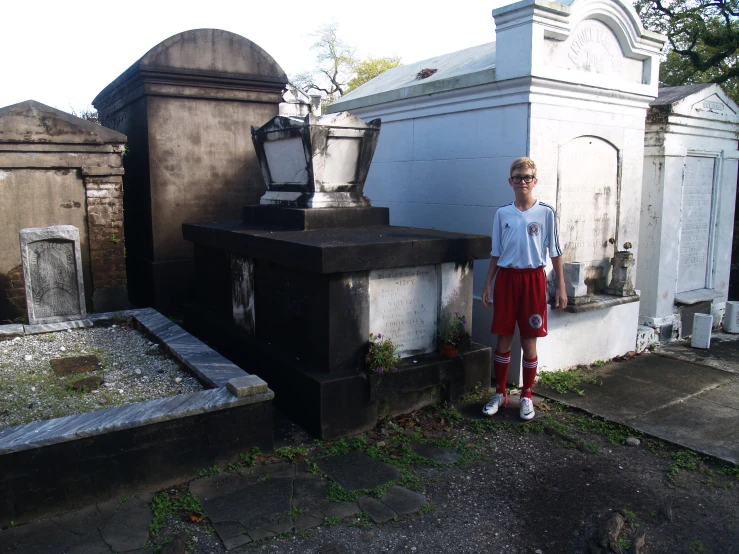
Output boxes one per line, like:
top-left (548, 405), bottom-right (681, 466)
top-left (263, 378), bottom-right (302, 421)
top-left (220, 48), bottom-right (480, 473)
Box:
top-left (483, 393), bottom-right (507, 416)
top-left (520, 397), bottom-right (535, 420)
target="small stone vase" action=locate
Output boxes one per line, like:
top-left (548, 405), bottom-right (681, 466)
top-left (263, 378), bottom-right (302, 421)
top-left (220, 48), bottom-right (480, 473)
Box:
top-left (440, 343), bottom-right (459, 359)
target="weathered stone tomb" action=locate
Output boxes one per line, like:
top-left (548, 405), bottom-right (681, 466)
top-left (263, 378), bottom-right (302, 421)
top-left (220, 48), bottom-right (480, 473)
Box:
top-left (329, 0), bottom-right (666, 378)
top-left (0, 101), bottom-right (128, 321)
top-left (637, 84), bottom-right (739, 340)
top-left (93, 29), bottom-right (287, 314)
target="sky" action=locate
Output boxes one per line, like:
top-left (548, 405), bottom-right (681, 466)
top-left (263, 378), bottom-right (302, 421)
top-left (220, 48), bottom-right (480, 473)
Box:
top-left (1, 0), bottom-right (503, 113)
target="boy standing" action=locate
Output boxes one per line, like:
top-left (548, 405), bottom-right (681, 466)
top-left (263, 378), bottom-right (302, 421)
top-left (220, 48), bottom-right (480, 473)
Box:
top-left (481, 157), bottom-right (567, 420)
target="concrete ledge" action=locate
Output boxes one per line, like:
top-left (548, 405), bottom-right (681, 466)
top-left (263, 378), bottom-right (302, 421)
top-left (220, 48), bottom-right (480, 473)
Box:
top-left (563, 293), bottom-right (640, 313)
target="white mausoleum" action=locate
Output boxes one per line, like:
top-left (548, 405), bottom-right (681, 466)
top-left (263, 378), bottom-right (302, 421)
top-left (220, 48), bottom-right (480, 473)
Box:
top-left (637, 84), bottom-right (739, 340)
top-left (329, 0), bottom-right (666, 381)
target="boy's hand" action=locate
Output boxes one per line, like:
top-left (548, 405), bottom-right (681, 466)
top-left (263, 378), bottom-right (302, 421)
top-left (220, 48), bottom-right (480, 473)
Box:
top-left (554, 287), bottom-right (568, 311)
top-left (482, 283), bottom-right (493, 308)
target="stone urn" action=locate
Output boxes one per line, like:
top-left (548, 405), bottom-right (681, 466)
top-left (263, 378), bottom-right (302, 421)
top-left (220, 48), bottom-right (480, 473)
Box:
top-left (251, 111), bottom-right (381, 208)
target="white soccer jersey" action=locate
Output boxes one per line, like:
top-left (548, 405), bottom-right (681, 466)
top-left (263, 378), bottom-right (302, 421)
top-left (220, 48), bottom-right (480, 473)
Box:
top-left (491, 200), bottom-right (562, 268)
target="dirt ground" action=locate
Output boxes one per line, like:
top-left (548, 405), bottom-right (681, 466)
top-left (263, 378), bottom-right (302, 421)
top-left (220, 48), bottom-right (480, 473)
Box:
top-left (150, 397), bottom-right (739, 554)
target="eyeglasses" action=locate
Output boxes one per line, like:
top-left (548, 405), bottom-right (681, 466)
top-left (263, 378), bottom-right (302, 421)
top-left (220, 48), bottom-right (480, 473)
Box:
top-left (510, 175), bottom-right (536, 184)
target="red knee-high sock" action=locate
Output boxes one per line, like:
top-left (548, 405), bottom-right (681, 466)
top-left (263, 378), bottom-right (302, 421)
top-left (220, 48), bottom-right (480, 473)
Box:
top-left (494, 350), bottom-right (511, 401)
top-left (522, 356), bottom-right (538, 399)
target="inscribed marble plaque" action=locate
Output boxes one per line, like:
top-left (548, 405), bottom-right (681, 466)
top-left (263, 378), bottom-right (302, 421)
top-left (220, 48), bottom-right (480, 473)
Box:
top-left (20, 225), bottom-right (86, 325)
top-left (558, 137), bottom-right (618, 292)
top-left (677, 156), bottom-right (715, 293)
top-left (369, 265), bottom-right (438, 357)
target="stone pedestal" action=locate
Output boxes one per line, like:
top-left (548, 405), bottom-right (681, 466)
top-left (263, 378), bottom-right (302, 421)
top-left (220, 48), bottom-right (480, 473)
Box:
top-left (183, 207), bottom-right (492, 438)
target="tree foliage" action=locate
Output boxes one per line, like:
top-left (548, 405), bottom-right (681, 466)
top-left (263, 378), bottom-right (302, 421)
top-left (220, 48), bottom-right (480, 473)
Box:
top-left (635, 0), bottom-right (739, 102)
top-left (346, 56), bottom-right (403, 94)
top-left (291, 21), bottom-right (402, 106)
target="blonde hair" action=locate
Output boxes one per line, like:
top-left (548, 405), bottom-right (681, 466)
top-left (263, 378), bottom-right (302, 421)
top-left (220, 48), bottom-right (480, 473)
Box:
top-left (510, 157), bottom-right (537, 176)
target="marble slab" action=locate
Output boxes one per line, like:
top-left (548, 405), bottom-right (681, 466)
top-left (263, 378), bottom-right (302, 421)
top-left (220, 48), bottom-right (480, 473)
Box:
top-left (131, 308), bottom-right (255, 388)
top-left (0, 387), bottom-right (274, 456)
top-left (368, 265), bottom-right (438, 357)
top-left (24, 319), bottom-right (93, 334)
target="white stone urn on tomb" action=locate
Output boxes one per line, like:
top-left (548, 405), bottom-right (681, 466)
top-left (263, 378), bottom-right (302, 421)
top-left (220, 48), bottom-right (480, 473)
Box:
top-left (251, 111), bottom-right (381, 208)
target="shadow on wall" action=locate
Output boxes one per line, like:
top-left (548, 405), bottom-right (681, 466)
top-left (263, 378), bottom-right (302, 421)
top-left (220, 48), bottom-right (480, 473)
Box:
top-left (0, 266), bottom-right (25, 324)
top-left (730, 173), bottom-right (739, 301)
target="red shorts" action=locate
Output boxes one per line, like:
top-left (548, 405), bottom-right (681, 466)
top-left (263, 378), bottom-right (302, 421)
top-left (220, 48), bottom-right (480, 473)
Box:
top-left (491, 267), bottom-right (548, 338)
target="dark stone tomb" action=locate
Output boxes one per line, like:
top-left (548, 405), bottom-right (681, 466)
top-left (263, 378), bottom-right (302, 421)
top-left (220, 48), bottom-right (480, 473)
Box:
top-left (183, 113), bottom-right (491, 439)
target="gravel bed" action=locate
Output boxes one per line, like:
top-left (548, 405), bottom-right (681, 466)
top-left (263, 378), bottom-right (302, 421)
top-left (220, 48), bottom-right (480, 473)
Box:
top-left (0, 322), bottom-right (203, 430)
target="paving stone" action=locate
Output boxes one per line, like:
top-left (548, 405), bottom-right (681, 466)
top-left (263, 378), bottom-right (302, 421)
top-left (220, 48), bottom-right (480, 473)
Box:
top-left (223, 533), bottom-right (252, 550)
top-left (295, 463), bottom-right (323, 480)
top-left (316, 451), bottom-right (399, 491)
top-left (0, 520), bottom-right (79, 553)
top-left (238, 462), bottom-right (296, 481)
top-left (197, 478), bottom-right (293, 524)
top-left (50, 504), bottom-right (106, 535)
top-left (357, 495), bottom-right (398, 524)
top-left (99, 495), bottom-right (152, 553)
top-left (64, 532), bottom-right (113, 554)
top-left (411, 443), bottom-right (461, 464)
top-left (293, 475), bottom-right (329, 510)
top-left (190, 472), bottom-right (248, 500)
top-left (295, 512), bottom-right (324, 531)
top-left (321, 501), bottom-right (360, 519)
top-left (212, 520), bottom-right (253, 551)
top-left (381, 486), bottom-right (427, 515)
top-left (242, 512), bottom-right (293, 540)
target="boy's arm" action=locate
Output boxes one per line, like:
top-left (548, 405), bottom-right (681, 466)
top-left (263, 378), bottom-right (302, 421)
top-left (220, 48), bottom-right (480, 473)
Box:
top-left (481, 256), bottom-right (499, 308)
top-left (551, 255), bottom-right (568, 310)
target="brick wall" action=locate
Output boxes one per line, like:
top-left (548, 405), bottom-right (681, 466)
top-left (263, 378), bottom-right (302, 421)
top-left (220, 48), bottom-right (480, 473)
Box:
top-left (0, 265), bottom-right (26, 323)
top-left (84, 177), bottom-right (127, 294)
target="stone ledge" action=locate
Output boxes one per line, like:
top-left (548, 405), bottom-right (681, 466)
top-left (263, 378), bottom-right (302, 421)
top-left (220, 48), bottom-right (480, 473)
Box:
top-left (562, 293), bottom-right (640, 313)
top-left (227, 375), bottom-right (268, 397)
top-left (0, 324), bottom-right (25, 340)
top-left (24, 319), bottom-right (93, 334)
top-left (0, 387), bottom-right (274, 456)
top-left (675, 289), bottom-right (724, 305)
top-left (131, 307), bottom-right (251, 388)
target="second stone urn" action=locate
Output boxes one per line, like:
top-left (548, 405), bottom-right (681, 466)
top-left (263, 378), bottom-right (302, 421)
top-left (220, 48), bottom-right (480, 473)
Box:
top-left (251, 111), bottom-right (381, 208)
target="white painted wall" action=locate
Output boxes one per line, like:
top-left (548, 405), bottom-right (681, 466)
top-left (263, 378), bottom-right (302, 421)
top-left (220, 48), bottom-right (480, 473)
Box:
top-left (330, 0), bottom-right (665, 376)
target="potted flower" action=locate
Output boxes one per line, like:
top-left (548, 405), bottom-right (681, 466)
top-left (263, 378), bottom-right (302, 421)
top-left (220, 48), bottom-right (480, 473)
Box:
top-left (365, 333), bottom-right (401, 375)
top-left (437, 312), bottom-right (468, 358)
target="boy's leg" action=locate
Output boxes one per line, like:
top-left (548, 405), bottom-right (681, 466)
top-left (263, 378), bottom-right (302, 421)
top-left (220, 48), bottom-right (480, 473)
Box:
top-left (521, 337), bottom-right (538, 399)
top-left (485, 268), bottom-right (518, 416)
top-left (516, 269), bottom-right (547, 420)
top-left (494, 335), bottom-right (513, 398)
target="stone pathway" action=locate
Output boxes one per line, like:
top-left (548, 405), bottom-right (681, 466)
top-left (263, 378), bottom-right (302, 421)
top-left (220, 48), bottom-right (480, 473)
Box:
top-left (0, 494), bottom-right (153, 554)
top-left (191, 453), bottom-right (427, 549)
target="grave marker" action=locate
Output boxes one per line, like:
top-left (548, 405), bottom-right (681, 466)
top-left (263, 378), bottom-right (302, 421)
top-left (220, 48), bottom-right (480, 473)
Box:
top-left (369, 265), bottom-right (438, 357)
top-left (20, 225), bottom-right (86, 325)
